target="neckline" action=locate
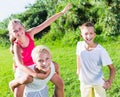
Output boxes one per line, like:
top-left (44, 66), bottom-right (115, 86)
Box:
top-left (84, 42), bottom-right (98, 51)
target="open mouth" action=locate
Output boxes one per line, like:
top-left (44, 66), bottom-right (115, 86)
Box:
top-left (86, 38), bottom-right (92, 41)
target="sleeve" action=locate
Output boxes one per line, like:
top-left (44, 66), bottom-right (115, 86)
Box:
top-left (76, 42), bottom-right (81, 55)
top-left (76, 42), bottom-right (79, 55)
top-left (101, 48), bottom-right (112, 66)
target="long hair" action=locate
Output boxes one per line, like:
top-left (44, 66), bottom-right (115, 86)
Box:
top-left (8, 19), bottom-right (23, 54)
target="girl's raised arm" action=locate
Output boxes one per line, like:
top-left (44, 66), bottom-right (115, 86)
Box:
top-left (28, 3), bottom-right (71, 36)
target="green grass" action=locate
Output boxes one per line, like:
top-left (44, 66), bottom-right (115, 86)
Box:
top-left (0, 40), bottom-right (120, 97)
top-left (0, 46), bottom-right (13, 97)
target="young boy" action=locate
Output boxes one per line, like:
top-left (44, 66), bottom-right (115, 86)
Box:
top-left (76, 22), bottom-right (116, 97)
top-left (9, 45), bottom-right (64, 97)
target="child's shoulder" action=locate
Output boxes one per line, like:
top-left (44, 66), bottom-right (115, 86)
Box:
top-left (97, 43), bottom-right (105, 49)
top-left (77, 41), bottom-right (85, 46)
top-left (77, 41), bottom-right (84, 44)
top-left (96, 44), bottom-right (107, 52)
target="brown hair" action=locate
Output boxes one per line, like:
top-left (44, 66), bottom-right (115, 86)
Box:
top-left (80, 22), bottom-right (94, 30)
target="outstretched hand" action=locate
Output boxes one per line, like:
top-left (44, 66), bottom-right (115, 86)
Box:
top-left (61, 3), bottom-right (71, 14)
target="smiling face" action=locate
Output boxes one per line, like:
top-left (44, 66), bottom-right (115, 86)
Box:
top-left (31, 45), bottom-right (52, 72)
top-left (81, 26), bottom-right (96, 44)
top-left (10, 23), bottom-right (25, 40)
top-left (80, 22), bottom-right (96, 45)
top-left (8, 19), bottom-right (25, 40)
top-left (35, 50), bottom-right (52, 72)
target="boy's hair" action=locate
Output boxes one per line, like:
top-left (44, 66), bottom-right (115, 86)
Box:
top-left (79, 22), bottom-right (94, 30)
top-left (31, 45), bottom-right (51, 62)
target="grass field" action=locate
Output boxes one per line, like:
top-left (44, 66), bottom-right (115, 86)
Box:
top-left (0, 40), bottom-right (120, 97)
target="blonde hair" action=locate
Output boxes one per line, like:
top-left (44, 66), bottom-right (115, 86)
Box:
top-left (8, 19), bottom-right (24, 54)
top-left (8, 19), bottom-right (23, 32)
top-left (31, 45), bottom-right (52, 62)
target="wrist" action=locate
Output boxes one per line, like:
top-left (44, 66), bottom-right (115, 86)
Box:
top-left (108, 80), bottom-right (112, 85)
top-left (33, 72), bottom-right (37, 78)
top-left (60, 11), bottom-right (64, 14)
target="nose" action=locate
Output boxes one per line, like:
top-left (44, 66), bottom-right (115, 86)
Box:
top-left (87, 34), bottom-right (91, 39)
top-left (42, 61), bottom-right (47, 66)
top-left (43, 62), bottom-right (46, 65)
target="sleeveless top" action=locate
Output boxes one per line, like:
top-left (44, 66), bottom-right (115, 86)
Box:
top-left (24, 62), bottom-right (56, 93)
top-left (14, 33), bottom-right (35, 66)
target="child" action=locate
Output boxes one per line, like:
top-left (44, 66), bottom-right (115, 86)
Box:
top-left (9, 45), bottom-right (64, 97)
top-left (8, 3), bottom-right (71, 97)
top-left (76, 22), bottom-right (116, 97)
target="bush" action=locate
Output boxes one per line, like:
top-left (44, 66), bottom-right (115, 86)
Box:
top-left (0, 29), bottom-right (10, 47)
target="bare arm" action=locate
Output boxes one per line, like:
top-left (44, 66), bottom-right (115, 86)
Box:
top-left (50, 62), bottom-right (64, 97)
top-left (34, 66), bottom-right (51, 79)
top-left (50, 74), bottom-right (64, 97)
top-left (13, 44), bottom-right (37, 77)
top-left (28, 3), bottom-right (71, 38)
top-left (108, 64), bottom-right (116, 84)
top-left (103, 64), bottom-right (116, 90)
top-left (76, 55), bottom-right (80, 76)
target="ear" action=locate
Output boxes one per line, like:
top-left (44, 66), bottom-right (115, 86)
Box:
top-left (80, 34), bottom-right (83, 38)
top-left (94, 32), bottom-right (96, 36)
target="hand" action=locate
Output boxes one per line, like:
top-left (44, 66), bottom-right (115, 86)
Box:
top-left (36, 69), bottom-right (50, 79)
top-left (103, 80), bottom-right (111, 90)
top-left (61, 3), bottom-right (71, 14)
top-left (9, 81), bottom-right (15, 92)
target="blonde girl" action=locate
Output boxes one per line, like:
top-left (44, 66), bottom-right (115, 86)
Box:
top-left (8, 3), bottom-right (71, 97)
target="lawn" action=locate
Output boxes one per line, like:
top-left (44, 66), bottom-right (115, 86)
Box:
top-left (0, 40), bottom-right (120, 97)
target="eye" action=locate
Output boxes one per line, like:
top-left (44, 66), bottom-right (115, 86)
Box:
top-left (90, 32), bottom-right (94, 35)
top-left (85, 33), bottom-right (88, 35)
top-left (38, 59), bottom-right (43, 62)
top-left (46, 57), bottom-right (49, 61)
top-left (13, 30), bottom-right (18, 33)
top-left (19, 28), bottom-right (22, 31)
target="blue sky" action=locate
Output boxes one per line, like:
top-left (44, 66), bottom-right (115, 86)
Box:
top-left (0, 0), bottom-right (36, 21)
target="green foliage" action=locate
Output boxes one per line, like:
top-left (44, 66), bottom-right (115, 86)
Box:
top-left (0, 29), bottom-right (10, 47)
top-left (40, 25), bottom-right (61, 42)
top-left (105, 0), bottom-right (120, 36)
top-left (0, 19), bottom-right (9, 30)
top-left (61, 29), bottom-right (80, 46)
top-left (0, 0), bottom-right (120, 46)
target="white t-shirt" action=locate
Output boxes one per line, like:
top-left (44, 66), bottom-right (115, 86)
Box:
top-left (24, 62), bottom-right (55, 93)
top-left (76, 41), bottom-right (112, 85)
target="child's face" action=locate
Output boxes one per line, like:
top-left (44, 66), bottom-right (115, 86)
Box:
top-left (35, 51), bottom-right (52, 72)
top-left (10, 23), bottom-right (25, 39)
top-left (81, 27), bottom-right (96, 44)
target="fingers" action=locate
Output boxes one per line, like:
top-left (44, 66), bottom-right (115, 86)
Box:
top-left (65, 3), bottom-right (72, 10)
top-left (62, 3), bottom-right (72, 13)
top-left (103, 81), bottom-right (111, 90)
